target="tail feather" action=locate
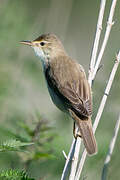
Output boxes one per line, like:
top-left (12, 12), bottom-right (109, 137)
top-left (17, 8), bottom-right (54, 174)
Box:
top-left (70, 110), bottom-right (97, 155)
top-left (78, 119), bottom-right (97, 155)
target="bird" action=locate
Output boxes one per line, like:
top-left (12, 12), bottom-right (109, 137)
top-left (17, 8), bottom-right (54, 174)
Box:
top-left (20, 33), bottom-right (97, 155)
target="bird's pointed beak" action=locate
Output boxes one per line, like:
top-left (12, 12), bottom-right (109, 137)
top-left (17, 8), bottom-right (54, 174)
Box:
top-left (20, 40), bottom-right (33, 46)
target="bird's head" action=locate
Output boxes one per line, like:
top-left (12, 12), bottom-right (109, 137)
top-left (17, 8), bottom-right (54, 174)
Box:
top-left (20, 33), bottom-right (65, 63)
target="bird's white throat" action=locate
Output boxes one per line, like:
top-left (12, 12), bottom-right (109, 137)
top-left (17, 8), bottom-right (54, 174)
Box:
top-left (32, 46), bottom-right (49, 68)
top-left (33, 46), bottom-right (45, 59)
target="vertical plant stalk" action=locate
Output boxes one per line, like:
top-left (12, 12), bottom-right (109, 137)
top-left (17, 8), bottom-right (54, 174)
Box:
top-left (61, 1), bottom-right (106, 179)
top-left (61, 138), bottom-right (77, 180)
top-left (69, 138), bottom-right (81, 180)
top-left (88, 0), bottom-right (106, 86)
top-left (75, 51), bottom-right (120, 180)
top-left (101, 113), bottom-right (120, 180)
top-left (68, 1), bottom-right (106, 179)
top-left (92, 0), bottom-right (117, 81)
top-left (61, 0), bottom-right (117, 179)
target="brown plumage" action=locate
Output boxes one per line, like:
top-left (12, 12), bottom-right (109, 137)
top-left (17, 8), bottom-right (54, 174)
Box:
top-left (20, 33), bottom-right (97, 155)
top-left (46, 55), bottom-right (97, 155)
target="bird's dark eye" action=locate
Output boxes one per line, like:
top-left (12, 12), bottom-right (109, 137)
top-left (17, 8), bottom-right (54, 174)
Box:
top-left (40, 41), bottom-right (45, 46)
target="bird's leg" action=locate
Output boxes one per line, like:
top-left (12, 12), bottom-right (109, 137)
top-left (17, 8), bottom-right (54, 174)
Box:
top-left (69, 109), bottom-right (82, 139)
top-left (73, 121), bottom-right (81, 139)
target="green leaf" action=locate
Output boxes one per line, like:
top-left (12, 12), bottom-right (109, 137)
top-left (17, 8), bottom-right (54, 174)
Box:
top-left (0, 139), bottom-right (33, 152)
top-left (0, 127), bottom-right (30, 142)
top-left (0, 169), bottom-right (35, 180)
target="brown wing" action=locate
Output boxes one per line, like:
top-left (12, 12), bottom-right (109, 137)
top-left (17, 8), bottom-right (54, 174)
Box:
top-left (61, 80), bottom-right (92, 117)
top-left (50, 57), bottom-right (92, 117)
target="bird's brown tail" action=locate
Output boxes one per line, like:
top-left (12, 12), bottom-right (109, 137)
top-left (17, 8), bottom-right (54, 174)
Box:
top-left (70, 110), bottom-right (97, 155)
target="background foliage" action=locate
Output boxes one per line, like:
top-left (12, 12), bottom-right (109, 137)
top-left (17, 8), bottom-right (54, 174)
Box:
top-left (0, 0), bottom-right (120, 179)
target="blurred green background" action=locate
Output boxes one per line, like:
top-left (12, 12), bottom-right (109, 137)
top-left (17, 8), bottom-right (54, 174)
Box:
top-left (0, 0), bottom-right (120, 179)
